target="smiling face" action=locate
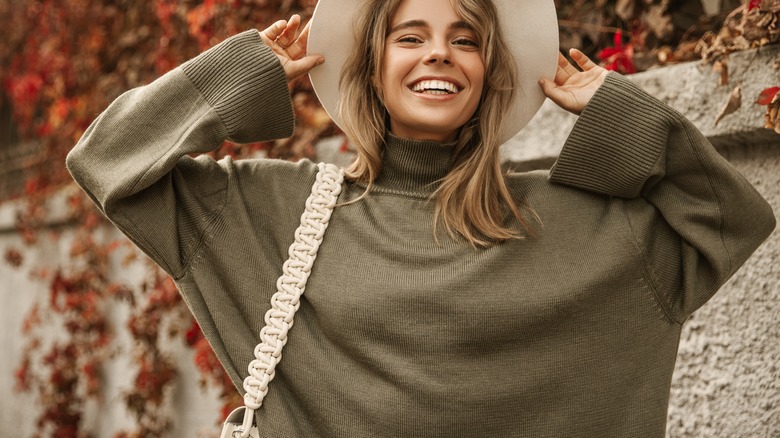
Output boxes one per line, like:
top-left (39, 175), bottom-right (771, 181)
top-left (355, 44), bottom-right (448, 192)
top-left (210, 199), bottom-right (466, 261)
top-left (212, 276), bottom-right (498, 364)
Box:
top-left (379, 0), bottom-right (485, 143)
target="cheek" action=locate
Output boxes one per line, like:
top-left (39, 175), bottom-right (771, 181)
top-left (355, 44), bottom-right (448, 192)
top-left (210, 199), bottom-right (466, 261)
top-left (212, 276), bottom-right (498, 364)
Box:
top-left (379, 53), bottom-right (400, 98)
top-left (471, 59), bottom-right (486, 92)
top-left (469, 63), bottom-right (486, 104)
top-left (459, 51), bottom-right (485, 93)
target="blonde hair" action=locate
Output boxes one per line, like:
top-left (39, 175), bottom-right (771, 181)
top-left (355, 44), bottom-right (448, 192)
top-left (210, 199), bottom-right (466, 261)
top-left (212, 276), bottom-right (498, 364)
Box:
top-left (338, 0), bottom-right (536, 247)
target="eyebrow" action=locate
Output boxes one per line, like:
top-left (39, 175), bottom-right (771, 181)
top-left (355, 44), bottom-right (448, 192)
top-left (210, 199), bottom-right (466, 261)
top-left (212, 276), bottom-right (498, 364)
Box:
top-left (387, 19), bottom-right (474, 35)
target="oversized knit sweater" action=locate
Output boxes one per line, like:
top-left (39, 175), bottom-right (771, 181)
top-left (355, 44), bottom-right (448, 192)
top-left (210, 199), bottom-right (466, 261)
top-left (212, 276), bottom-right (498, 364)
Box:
top-left (67, 30), bottom-right (775, 437)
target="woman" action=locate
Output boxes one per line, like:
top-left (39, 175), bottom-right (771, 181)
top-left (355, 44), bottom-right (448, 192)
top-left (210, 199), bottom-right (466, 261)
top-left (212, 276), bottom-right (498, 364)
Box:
top-left (66, 0), bottom-right (775, 436)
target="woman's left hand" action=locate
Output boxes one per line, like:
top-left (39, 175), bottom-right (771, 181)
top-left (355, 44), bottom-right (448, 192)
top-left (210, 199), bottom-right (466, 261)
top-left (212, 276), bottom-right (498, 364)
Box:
top-left (260, 14), bottom-right (324, 82)
top-left (539, 49), bottom-right (610, 115)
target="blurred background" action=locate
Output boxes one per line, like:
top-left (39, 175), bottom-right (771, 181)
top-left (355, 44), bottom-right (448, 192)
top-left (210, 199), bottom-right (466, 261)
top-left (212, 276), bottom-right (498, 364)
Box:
top-left (1, 0), bottom-right (778, 436)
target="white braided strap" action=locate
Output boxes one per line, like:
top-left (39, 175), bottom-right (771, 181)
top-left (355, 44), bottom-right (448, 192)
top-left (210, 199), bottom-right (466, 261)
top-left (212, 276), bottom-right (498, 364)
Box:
top-left (238, 163), bottom-right (343, 435)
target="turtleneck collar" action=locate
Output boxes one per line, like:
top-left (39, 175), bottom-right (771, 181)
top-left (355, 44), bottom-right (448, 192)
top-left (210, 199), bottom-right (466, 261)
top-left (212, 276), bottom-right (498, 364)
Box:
top-left (370, 133), bottom-right (455, 197)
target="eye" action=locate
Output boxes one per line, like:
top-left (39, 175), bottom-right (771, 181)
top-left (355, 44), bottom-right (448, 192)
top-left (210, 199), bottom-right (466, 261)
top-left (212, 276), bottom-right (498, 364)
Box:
top-left (453, 37), bottom-right (479, 48)
top-left (395, 35), bottom-right (423, 44)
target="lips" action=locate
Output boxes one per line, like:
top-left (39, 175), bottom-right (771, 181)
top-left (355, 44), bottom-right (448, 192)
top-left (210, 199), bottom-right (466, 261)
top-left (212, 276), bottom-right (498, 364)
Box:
top-left (410, 79), bottom-right (462, 95)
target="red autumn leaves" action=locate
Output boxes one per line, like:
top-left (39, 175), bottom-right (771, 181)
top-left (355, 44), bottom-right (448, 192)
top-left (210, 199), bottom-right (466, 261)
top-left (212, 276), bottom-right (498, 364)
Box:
top-left (185, 319), bottom-right (245, 420)
top-left (598, 30), bottom-right (636, 74)
top-left (757, 86), bottom-right (780, 105)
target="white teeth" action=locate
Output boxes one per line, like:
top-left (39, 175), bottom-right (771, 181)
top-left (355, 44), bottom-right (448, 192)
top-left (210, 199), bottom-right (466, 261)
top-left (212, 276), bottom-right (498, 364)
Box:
top-left (411, 80), bottom-right (460, 94)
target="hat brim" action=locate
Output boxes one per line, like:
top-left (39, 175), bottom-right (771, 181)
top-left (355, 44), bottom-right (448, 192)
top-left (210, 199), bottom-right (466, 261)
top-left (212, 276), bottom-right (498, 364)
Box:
top-left (307, 0), bottom-right (559, 145)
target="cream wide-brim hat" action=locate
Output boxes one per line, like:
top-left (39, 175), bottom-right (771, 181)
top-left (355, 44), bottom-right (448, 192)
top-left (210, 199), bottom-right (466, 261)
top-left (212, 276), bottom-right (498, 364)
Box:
top-left (307, 0), bottom-right (559, 145)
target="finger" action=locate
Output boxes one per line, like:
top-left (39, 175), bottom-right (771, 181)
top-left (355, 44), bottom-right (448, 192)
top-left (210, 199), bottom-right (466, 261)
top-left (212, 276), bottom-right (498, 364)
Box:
top-left (558, 52), bottom-right (580, 76)
top-left (538, 78), bottom-right (558, 98)
top-left (570, 48), bottom-right (598, 71)
top-left (287, 19), bottom-right (311, 59)
top-left (553, 58), bottom-right (570, 85)
top-left (284, 55), bottom-right (325, 81)
top-left (261, 19), bottom-right (289, 44)
top-left (278, 14), bottom-right (301, 47)
top-left (554, 53), bottom-right (580, 85)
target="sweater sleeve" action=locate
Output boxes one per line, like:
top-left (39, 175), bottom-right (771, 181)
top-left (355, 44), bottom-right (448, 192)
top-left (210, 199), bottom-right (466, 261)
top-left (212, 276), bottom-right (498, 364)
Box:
top-left (549, 72), bottom-right (776, 323)
top-left (66, 30), bottom-right (294, 278)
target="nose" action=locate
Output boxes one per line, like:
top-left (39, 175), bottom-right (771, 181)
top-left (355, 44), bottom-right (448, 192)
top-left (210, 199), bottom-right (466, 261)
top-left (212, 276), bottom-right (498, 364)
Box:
top-left (424, 40), bottom-right (452, 65)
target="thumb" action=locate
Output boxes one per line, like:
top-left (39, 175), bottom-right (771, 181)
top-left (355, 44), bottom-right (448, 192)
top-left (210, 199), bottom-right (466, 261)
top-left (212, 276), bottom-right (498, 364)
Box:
top-left (538, 78), bottom-right (561, 101)
top-left (284, 55), bottom-right (325, 81)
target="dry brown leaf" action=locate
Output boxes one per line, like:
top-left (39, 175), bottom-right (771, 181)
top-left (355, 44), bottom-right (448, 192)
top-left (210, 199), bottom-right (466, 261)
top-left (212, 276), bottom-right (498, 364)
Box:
top-left (731, 35), bottom-right (752, 51)
top-left (671, 40), bottom-right (700, 63)
top-left (715, 85), bottom-right (742, 126)
top-left (761, 0), bottom-right (780, 13)
top-left (744, 10), bottom-right (780, 42)
top-left (713, 58), bottom-right (729, 86)
top-left (765, 98), bottom-right (780, 134)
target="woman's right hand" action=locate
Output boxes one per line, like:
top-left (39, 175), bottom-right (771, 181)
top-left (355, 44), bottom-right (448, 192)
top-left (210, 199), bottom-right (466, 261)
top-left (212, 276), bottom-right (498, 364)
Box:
top-left (260, 14), bottom-right (324, 82)
top-left (539, 49), bottom-right (609, 115)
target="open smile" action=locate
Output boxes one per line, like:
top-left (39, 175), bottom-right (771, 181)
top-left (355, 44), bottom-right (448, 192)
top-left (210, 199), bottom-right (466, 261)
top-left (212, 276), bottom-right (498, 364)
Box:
top-left (409, 79), bottom-right (462, 95)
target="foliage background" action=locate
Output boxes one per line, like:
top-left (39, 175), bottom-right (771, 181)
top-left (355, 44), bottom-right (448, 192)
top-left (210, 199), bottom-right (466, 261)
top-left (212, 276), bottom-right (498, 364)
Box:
top-left (0, 0), bottom-right (777, 436)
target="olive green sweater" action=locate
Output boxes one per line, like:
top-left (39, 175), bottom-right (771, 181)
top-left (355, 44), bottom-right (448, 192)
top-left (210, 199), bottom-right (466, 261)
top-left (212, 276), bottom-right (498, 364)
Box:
top-left (67, 30), bottom-right (775, 437)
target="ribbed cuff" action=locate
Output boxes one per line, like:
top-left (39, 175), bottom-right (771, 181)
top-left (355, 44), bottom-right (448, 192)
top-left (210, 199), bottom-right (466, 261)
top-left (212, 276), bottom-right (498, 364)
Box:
top-left (549, 72), bottom-right (679, 198)
top-left (181, 29), bottom-right (295, 143)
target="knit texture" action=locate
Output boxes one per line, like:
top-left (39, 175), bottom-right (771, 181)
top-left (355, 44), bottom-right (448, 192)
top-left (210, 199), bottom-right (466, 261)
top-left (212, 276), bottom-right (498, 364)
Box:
top-left (66, 32), bottom-right (775, 437)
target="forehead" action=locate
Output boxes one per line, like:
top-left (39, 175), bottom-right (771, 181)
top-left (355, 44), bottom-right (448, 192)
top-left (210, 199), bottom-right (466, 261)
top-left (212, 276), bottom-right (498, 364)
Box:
top-left (389, 0), bottom-right (461, 27)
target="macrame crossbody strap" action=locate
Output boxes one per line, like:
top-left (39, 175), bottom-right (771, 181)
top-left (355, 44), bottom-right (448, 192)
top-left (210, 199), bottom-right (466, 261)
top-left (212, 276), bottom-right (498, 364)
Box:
top-left (235, 162), bottom-right (344, 438)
